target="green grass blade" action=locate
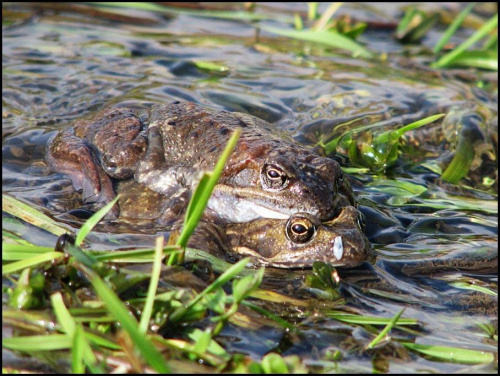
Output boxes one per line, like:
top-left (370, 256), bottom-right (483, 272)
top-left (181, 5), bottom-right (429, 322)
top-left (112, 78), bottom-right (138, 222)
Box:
top-left (193, 61), bottom-right (228, 73)
top-left (241, 300), bottom-right (298, 332)
top-left (90, 2), bottom-right (286, 22)
top-left (63, 241), bottom-right (100, 269)
top-left (184, 247), bottom-right (256, 276)
top-left (185, 328), bottom-right (230, 360)
top-left (401, 342), bottom-right (495, 364)
top-left (2, 252), bottom-right (64, 275)
top-left (2, 194), bottom-right (67, 236)
top-left (432, 13), bottom-right (498, 68)
top-left (84, 332), bottom-right (122, 350)
top-left (448, 281), bottom-right (498, 296)
top-left (51, 292), bottom-right (76, 334)
top-left (396, 7), bottom-right (419, 39)
top-left (394, 113), bottom-right (445, 138)
top-left (367, 179), bottom-right (428, 197)
top-left (169, 257), bottom-right (250, 323)
top-left (139, 236), bottom-right (164, 334)
top-left (3, 243), bottom-right (56, 261)
top-left (75, 195), bottom-right (120, 246)
top-left (3, 244), bottom-right (54, 255)
top-left (327, 312), bottom-right (418, 326)
top-left (155, 337), bottom-right (226, 366)
top-left (92, 246), bottom-right (179, 262)
top-left (232, 267), bottom-right (264, 303)
top-left (183, 174), bottom-right (211, 229)
top-left (294, 12), bottom-right (303, 31)
top-left (80, 265), bottom-right (171, 373)
top-left (260, 26), bottom-right (374, 58)
top-left (482, 32), bottom-right (497, 50)
top-left (365, 308), bottom-right (405, 350)
top-left (3, 252), bottom-right (53, 261)
top-left (313, 2), bottom-right (343, 31)
top-left (441, 133), bottom-right (475, 184)
top-left (261, 353), bottom-right (289, 373)
top-left (307, 2), bottom-right (319, 21)
top-left (72, 324), bottom-right (86, 374)
top-left (176, 129), bottom-right (241, 249)
top-left (191, 328), bottom-right (211, 356)
top-left (388, 196), bottom-right (498, 214)
top-left (433, 3), bottom-right (476, 53)
top-left (400, 13), bottom-right (439, 43)
top-left (51, 292), bottom-right (99, 372)
top-left (3, 334), bottom-right (72, 351)
top-left (444, 50), bottom-right (498, 70)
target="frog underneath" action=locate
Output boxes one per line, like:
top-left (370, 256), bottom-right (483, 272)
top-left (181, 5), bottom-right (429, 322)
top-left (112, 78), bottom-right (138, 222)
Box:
top-left (115, 179), bottom-right (370, 268)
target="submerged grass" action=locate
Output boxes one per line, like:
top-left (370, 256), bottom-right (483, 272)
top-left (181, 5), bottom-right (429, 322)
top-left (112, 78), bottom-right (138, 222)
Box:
top-left (85, 2), bottom-right (497, 71)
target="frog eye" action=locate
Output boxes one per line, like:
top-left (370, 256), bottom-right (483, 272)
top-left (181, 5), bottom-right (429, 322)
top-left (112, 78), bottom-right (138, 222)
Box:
top-left (286, 216), bottom-right (316, 244)
top-left (262, 164), bottom-right (289, 190)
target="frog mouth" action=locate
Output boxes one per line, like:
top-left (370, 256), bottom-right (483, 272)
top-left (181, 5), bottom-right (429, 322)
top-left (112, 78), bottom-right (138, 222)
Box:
top-left (232, 236), bottom-right (345, 268)
top-left (208, 186), bottom-right (291, 222)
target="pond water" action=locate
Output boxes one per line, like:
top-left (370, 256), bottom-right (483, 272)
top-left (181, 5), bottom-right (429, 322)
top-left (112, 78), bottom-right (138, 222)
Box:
top-left (2, 2), bottom-right (497, 373)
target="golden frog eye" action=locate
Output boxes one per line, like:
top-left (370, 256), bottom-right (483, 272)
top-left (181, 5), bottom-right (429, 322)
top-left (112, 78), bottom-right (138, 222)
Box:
top-left (286, 217), bottom-right (316, 244)
top-left (262, 164), bottom-right (289, 190)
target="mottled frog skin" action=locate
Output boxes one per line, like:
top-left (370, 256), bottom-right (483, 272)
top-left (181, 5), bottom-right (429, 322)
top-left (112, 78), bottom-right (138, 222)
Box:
top-left (47, 101), bottom-right (355, 224)
top-left (224, 207), bottom-right (370, 268)
top-left (115, 179), bottom-right (370, 268)
top-left (46, 101), bottom-right (370, 267)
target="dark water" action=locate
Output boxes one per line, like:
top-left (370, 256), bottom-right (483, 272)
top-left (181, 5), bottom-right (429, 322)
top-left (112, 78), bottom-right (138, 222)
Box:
top-left (2, 3), bottom-right (497, 373)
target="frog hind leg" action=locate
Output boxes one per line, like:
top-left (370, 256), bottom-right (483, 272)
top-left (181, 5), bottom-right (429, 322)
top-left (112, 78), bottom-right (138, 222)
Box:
top-left (46, 128), bottom-right (118, 218)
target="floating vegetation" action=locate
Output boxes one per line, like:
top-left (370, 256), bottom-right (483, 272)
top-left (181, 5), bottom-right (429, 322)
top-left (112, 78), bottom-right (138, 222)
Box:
top-left (319, 114), bottom-right (445, 172)
top-left (260, 26), bottom-right (374, 58)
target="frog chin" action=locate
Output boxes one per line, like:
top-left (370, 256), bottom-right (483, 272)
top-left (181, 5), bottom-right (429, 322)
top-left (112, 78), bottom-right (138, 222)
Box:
top-left (207, 190), bottom-right (289, 223)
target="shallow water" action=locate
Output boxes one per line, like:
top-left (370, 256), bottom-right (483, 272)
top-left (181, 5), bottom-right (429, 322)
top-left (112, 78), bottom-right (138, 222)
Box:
top-left (2, 2), bottom-right (497, 373)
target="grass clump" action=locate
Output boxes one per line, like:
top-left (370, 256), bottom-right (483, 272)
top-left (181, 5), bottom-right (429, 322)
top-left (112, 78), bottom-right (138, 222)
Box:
top-left (318, 114), bottom-right (445, 172)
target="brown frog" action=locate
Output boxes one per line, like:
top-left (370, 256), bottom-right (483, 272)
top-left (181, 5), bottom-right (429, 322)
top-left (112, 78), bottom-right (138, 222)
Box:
top-left (46, 101), bottom-right (355, 224)
top-left (115, 179), bottom-right (370, 268)
top-left (224, 207), bottom-right (370, 268)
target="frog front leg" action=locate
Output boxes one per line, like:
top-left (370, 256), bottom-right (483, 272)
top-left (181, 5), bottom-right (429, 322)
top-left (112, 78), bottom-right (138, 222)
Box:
top-left (135, 121), bottom-right (202, 199)
top-left (79, 107), bottom-right (147, 180)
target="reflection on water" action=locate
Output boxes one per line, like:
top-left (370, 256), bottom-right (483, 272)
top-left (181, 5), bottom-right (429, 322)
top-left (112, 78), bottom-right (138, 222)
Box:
top-left (2, 2), bottom-right (497, 373)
